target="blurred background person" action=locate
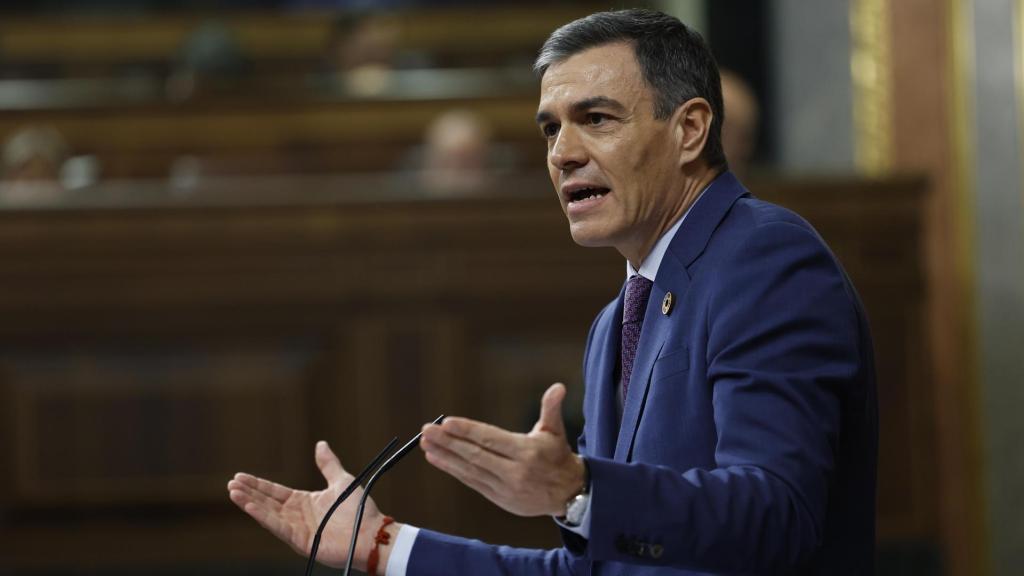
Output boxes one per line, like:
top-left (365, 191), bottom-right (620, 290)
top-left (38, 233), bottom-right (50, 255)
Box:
top-left (167, 19), bottom-right (248, 101)
top-left (0, 125), bottom-right (70, 202)
top-left (318, 11), bottom-right (429, 96)
top-left (419, 109), bottom-right (492, 195)
top-left (401, 108), bottom-right (519, 196)
top-left (719, 69), bottom-right (759, 179)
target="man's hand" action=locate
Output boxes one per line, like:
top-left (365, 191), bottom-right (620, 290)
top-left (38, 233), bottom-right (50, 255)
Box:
top-left (226, 441), bottom-right (400, 574)
top-left (420, 382), bottom-right (586, 517)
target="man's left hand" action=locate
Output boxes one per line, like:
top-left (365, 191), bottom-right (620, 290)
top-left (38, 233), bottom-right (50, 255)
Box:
top-left (420, 382), bottom-right (585, 517)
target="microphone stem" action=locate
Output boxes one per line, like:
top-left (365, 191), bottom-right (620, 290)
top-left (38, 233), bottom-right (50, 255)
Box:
top-left (342, 414), bottom-right (444, 576)
top-left (303, 437), bottom-right (398, 576)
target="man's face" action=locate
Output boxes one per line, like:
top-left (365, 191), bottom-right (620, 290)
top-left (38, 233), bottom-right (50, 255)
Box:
top-left (536, 42), bottom-right (684, 262)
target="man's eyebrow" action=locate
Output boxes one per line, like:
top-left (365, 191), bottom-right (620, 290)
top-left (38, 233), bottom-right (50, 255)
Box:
top-left (535, 96), bottom-right (627, 125)
top-left (571, 96), bottom-right (627, 115)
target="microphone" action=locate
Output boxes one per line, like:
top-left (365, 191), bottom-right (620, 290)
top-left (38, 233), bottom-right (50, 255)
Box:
top-left (303, 437), bottom-right (399, 576)
top-left (342, 414), bottom-right (445, 576)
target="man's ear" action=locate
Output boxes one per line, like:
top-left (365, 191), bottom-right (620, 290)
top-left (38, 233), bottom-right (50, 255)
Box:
top-left (671, 97), bottom-right (713, 168)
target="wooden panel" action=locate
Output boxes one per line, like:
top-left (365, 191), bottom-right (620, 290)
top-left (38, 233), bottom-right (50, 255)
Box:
top-left (0, 176), bottom-right (932, 573)
top-left (0, 7), bottom-right (597, 67)
top-left (2, 342), bottom-right (311, 506)
top-left (0, 95), bottom-right (545, 178)
top-left (888, 1), bottom-right (982, 574)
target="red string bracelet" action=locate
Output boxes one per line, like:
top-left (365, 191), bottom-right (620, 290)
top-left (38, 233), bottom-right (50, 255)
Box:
top-left (366, 515), bottom-right (395, 576)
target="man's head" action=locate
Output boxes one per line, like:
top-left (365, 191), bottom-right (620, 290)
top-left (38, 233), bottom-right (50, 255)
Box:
top-left (720, 69), bottom-right (760, 178)
top-left (1, 125), bottom-right (68, 183)
top-left (533, 9), bottom-right (725, 265)
top-left (535, 9), bottom-right (726, 170)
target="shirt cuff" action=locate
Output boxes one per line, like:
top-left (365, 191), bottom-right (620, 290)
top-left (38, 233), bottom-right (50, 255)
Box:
top-left (384, 524), bottom-right (420, 576)
top-left (552, 490), bottom-right (592, 540)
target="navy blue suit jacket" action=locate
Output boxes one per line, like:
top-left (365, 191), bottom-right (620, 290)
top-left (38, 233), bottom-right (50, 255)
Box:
top-left (408, 172), bottom-right (878, 575)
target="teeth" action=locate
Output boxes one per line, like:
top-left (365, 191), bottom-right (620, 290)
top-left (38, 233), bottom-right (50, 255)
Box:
top-left (569, 188), bottom-right (607, 203)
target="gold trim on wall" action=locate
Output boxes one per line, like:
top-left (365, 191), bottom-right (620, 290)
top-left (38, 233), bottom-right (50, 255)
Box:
top-left (850, 0), bottom-right (893, 176)
top-left (948, 0), bottom-right (989, 573)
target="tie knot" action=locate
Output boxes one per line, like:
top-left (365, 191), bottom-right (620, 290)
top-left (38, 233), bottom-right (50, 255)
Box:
top-left (623, 275), bottom-right (653, 324)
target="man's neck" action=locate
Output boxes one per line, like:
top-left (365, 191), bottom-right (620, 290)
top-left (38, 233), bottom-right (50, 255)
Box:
top-left (625, 168), bottom-right (722, 269)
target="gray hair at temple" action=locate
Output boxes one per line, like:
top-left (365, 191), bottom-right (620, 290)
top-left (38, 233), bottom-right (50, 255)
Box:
top-left (534, 9), bottom-right (727, 170)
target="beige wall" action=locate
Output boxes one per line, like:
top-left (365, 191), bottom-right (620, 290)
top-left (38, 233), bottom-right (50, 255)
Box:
top-left (972, 0), bottom-right (1024, 574)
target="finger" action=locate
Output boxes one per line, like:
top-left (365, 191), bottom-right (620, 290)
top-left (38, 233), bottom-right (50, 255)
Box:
top-left (533, 383), bottom-right (568, 437)
top-left (434, 417), bottom-right (521, 457)
top-left (229, 482), bottom-right (284, 515)
top-left (231, 472), bottom-right (294, 504)
top-left (423, 443), bottom-right (500, 500)
top-left (314, 441), bottom-right (349, 486)
top-left (422, 431), bottom-right (508, 485)
top-left (228, 486), bottom-right (266, 514)
top-left (228, 486), bottom-right (252, 510)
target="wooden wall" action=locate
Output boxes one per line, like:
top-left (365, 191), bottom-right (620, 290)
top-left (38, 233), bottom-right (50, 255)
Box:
top-left (0, 7), bottom-right (596, 73)
top-left (0, 93), bottom-right (547, 179)
top-left (0, 175), bottom-right (932, 574)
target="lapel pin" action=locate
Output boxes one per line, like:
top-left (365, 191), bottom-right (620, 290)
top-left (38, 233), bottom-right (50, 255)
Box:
top-left (662, 292), bottom-right (674, 315)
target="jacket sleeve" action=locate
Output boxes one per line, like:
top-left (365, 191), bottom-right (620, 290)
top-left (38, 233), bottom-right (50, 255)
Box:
top-left (584, 220), bottom-right (862, 572)
top-left (405, 529), bottom-right (586, 576)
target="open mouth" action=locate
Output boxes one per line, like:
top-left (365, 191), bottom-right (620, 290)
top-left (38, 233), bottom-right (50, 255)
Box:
top-left (567, 187), bottom-right (610, 204)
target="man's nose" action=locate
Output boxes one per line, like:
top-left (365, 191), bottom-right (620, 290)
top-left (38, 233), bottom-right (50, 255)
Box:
top-left (549, 127), bottom-right (588, 171)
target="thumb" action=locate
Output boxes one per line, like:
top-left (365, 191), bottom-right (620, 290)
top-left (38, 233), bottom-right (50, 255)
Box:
top-left (534, 383), bottom-right (568, 437)
top-left (314, 440), bottom-right (347, 486)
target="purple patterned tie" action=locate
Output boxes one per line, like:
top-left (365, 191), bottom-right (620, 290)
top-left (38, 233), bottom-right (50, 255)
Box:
top-left (621, 274), bottom-right (654, 403)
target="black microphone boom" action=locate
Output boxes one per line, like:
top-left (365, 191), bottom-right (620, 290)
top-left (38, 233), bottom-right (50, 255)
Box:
top-left (303, 437), bottom-right (399, 576)
top-left (342, 414), bottom-right (445, 576)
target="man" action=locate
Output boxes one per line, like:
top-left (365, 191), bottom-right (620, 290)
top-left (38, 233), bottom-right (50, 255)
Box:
top-left (719, 69), bottom-right (760, 179)
top-left (227, 9), bottom-right (877, 575)
top-left (1, 125), bottom-right (70, 203)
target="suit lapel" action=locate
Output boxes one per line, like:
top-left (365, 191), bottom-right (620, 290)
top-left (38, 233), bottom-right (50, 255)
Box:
top-left (587, 285), bottom-right (624, 458)
top-left (612, 171), bottom-right (750, 462)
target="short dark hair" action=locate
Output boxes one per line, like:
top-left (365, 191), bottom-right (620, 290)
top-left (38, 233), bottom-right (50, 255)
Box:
top-left (534, 9), bottom-right (727, 170)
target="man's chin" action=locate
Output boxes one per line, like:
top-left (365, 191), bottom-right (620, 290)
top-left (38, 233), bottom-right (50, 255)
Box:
top-left (567, 224), bottom-right (614, 248)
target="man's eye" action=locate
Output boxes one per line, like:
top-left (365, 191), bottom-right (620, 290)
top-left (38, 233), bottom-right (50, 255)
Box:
top-left (586, 113), bottom-right (607, 126)
top-left (542, 123), bottom-right (560, 138)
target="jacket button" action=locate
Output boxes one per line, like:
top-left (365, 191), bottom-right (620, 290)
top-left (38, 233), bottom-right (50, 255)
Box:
top-left (615, 535), bottom-right (629, 554)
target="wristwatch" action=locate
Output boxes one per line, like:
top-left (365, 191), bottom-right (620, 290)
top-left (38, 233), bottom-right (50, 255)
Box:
top-left (562, 457), bottom-right (591, 527)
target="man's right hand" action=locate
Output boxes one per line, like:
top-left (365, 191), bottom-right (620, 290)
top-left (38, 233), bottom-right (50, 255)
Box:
top-left (227, 440), bottom-right (400, 573)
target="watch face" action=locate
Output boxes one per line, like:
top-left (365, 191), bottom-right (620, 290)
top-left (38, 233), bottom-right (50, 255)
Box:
top-left (567, 493), bottom-right (589, 525)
